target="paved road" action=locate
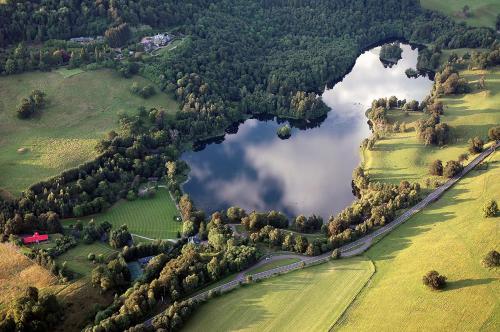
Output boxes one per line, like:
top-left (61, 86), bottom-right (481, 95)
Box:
top-left (145, 142), bottom-right (498, 325)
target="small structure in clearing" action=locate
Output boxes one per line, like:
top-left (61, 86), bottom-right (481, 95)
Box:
top-left (22, 232), bottom-right (49, 245)
top-left (140, 33), bottom-right (173, 52)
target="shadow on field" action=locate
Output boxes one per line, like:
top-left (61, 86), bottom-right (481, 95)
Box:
top-left (367, 186), bottom-right (475, 261)
top-left (446, 278), bottom-right (498, 291)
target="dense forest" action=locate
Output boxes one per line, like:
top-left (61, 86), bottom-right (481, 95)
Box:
top-left (1, 0), bottom-right (496, 123)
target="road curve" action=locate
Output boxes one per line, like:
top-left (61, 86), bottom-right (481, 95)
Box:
top-left (144, 142), bottom-right (498, 325)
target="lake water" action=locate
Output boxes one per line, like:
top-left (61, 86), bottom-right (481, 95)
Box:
top-left (181, 44), bottom-right (433, 219)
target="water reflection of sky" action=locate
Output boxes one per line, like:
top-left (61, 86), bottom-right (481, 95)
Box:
top-left (182, 44), bottom-right (433, 219)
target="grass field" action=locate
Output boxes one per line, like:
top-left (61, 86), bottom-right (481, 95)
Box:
top-left (0, 68), bottom-right (178, 196)
top-left (335, 152), bottom-right (500, 331)
top-left (56, 241), bottom-right (117, 277)
top-left (244, 258), bottom-right (301, 276)
top-left (66, 187), bottom-right (181, 240)
top-left (365, 66), bottom-right (500, 186)
top-left (183, 257), bottom-right (374, 332)
top-left (0, 242), bottom-right (57, 311)
top-left (420, 0), bottom-right (500, 28)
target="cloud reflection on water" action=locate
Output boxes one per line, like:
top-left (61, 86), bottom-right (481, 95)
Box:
top-left (182, 44), bottom-right (433, 218)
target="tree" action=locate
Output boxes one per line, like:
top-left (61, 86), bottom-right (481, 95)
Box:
top-left (482, 199), bottom-right (498, 218)
top-left (468, 136), bottom-right (484, 153)
top-left (109, 225), bottom-right (132, 248)
top-left (462, 5), bottom-right (471, 17)
top-left (182, 220), bottom-right (195, 236)
top-left (17, 98), bottom-right (34, 118)
top-left (429, 160), bottom-right (443, 176)
top-left (422, 270), bottom-right (447, 290)
top-left (5, 58), bottom-right (16, 74)
top-left (488, 126), bottom-right (500, 141)
top-left (458, 153), bottom-right (469, 164)
top-left (443, 160), bottom-right (463, 178)
top-left (331, 249), bottom-right (341, 260)
top-left (166, 161), bottom-right (176, 180)
top-left (105, 23), bottom-right (131, 48)
top-left (481, 250), bottom-right (500, 268)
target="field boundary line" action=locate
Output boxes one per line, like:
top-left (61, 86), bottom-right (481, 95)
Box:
top-left (329, 258), bottom-right (376, 331)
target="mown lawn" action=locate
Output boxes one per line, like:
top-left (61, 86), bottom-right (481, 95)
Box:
top-left (336, 152), bottom-right (500, 331)
top-left (183, 257), bottom-right (374, 332)
top-left (56, 241), bottom-right (117, 277)
top-left (0, 69), bottom-right (178, 196)
top-left (365, 66), bottom-right (500, 186)
top-left (66, 187), bottom-right (181, 240)
top-left (420, 0), bottom-right (500, 28)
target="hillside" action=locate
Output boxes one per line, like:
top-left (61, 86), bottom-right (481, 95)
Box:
top-left (364, 66), bottom-right (500, 186)
top-left (183, 257), bottom-right (374, 332)
top-left (0, 69), bottom-right (177, 195)
top-left (420, 0), bottom-right (500, 28)
top-left (336, 151), bottom-right (499, 331)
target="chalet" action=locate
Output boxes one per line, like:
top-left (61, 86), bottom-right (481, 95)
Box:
top-left (140, 33), bottom-right (172, 52)
top-left (22, 232), bottom-right (49, 245)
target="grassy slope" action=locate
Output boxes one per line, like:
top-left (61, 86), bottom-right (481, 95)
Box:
top-left (65, 187), bottom-right (181, 240)
top-left (420, 0), bottom-right (500, 28)
top-left (365, 67), bottom-right (500, 186)
top-left (183, 258), bottom-right (374, 332)
top-left (336, 152), bottom-right (500, 331)
top-left (0, 69), bottom-right (178, 195)
top-left (0, 242), bottom-right (57, 310)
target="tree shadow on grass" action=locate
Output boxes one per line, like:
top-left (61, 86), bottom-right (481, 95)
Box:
top-left (446, 278), bottom-right (498, 291)
top-left (368, 206), bottom-right (458, 261)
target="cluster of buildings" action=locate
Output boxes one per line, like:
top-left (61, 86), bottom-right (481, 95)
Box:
top-left (140, 33), bottom-right (173, 52)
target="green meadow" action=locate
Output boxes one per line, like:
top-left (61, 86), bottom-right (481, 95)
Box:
top-left (0, 68), bottom-right (178, 196)
top-left (66, 187), bottom-right (181, 240)
top-left (364, 67), bottom-right (500, 186)
top-left (336, 152), bottom-right (500, 331)
top-left (420, 0), bottom-right (500, 28)
top-left (183, 258), bottom-right (374, 332)
top-left (56, 241), bottom-right (117, 277)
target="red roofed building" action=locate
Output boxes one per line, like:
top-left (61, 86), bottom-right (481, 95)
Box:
top-left (22, 232), bottom-right (49, 245)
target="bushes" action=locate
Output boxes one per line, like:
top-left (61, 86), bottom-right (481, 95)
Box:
top-left (131, 82), bottom-right (156, 98)
top-left (16, 90), bottom-right (46, 119)
top-left (293, 214), bottom-right (323, 233)
top-left (443, 160), bottom-right (463, 178)
top-left (331, 249), bottom-right (341, 260)
top-left (468, 136), bottom-right (484, 154)
top-left (482, 200), bottom-right (498, 218)
top-left (481, 250), bottom-right (500, 268)
top-left (379, 43), bottom-right (403, 63)
top-left (91, 255), bottom-right (131, 292)
top-left (422, 270), bottom-right (447, 290)
top-left (105, 23), bottom-right (132, 48)
top-left (488, 126), bottom-right (500, 141)
top-left (82, 220), bottom-right (112, 244)
top-left (0, 287), bottom-right (63, 332)
top-left (429, 160), bottom-right (443, 176)
top-left (109, 225), bottom-right (132, 249)
top-left (416, 116), bottom-right (450, 146)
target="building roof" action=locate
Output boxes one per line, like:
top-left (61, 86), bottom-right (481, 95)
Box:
top-left (22, 232), bottom-right (49, 244)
